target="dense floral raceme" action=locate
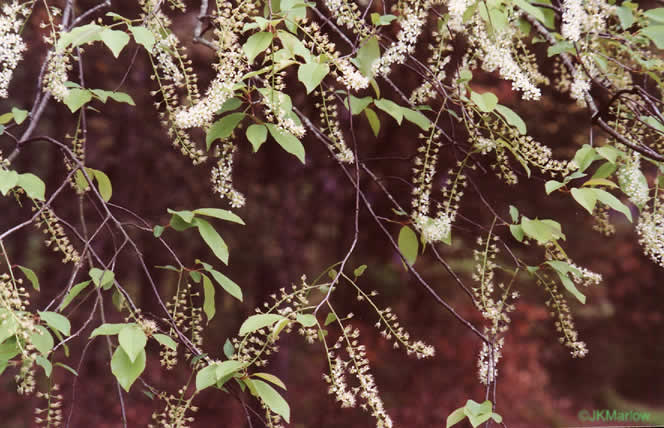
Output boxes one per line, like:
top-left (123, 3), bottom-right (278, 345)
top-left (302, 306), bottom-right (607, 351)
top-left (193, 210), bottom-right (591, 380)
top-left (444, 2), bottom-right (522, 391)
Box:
top-left (0, 1), bottom-right (29, 98)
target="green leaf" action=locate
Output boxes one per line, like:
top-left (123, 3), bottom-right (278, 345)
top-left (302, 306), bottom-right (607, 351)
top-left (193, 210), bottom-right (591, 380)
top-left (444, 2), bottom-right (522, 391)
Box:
top-left (243, 32), bottom-right (274, 63)
top-left (89, 268), bottom-right (115, 290)
top-left (616, 6), bottom-right (635, 30)
top-left (253, 379), bottom-right (291, 423)
top-left (371, 13), bottom-right (397, 26)
top-left (223, 339), bottom-right (235, 358)
top-left (546, 41), bottom-right (575, 57)
top-left (641, 25), bottom-right (664, 49)
top-left (353, 36), bottom-right (380, 79)
top-left (17, 266), bottom-right (39, 291)
top-left (29, 325), bottom-right (54, 355)
top-left (107, 91), bottom-right (135, 105)
top-left (645, 8), bottom-right (664, 24)
top-left (11, 107), bottom-right (28, 124)
top-left (253, 372), bottom-right (287, 390)
top-left (167, 208), bottom-right (195, 223)
top-left (324, 312), bottom-right (336, 326)
top-left (446, 407), bottom-right (467, 428)
top-left (573, 145), bottom-right (598, 172)
top-left (239, 314), bottom-right (286, 336)
top-left (374, 98), bottom-right (404, 124)
top-left (509, 224), bottom-right (524, 242)
top-left (354, 264), bottom-right (367, 277)
top-left (295, 313), bottom-right (316, 327)
top-left (100, 28), bottom-right (130, 58)
top-left (0, 112), bottom-right (13, 124)
top-left (297, 62), bottom-right (329, 94)
top-left (581, 178), bottom-right (617, 189)
top-left (596, 146), bottom-right (622, 164)
top-left (39, 311), bottom-right (71, 336)
top-left (513, 0), bottom-right (548, 26)
top-left (215, 359), bottom-right (245, 382)
top-left (521, 217), bottom-right (565, 245)
top-left (0, 169), bottom-right (18, 195)
top-left (246, 124), bottom-right (268, 152)
top-left (189, 270), bottom-right (201, 283)
top-left (153, 333), bottom-right (177, 350)
top-left (56, 24), bottom-right (104, 51)
top-left (545, 180), bottom-right (564, 194)
top-left (346, 95), bottom-right (373, 115)
top-left (571, 187), bottom-right (597, 214)
top-left (17, 173), bottom-right (46, 200)
top-left (54, 362), bottom-right (78, 376)
top-left (63, 88), bottom-right (93, 113)
top-left (593, 188), bottom-right (633, 222)
top-left (266, 123), bottom-right (305, 163)
top-left (35, 354), bottom-right (52, 377)
top-left (207, 113), bottom-right (246, 149)
top-left (119, 324), bottom-right (147, 363)
top-left (398, 225), bottom-right (418, 266)
top-left (90, 323), bottom-right (128, 338)
top-left (593, 162), bottom-right (617, 179)
top-left (196, 363), bottom-right (219, 391)
top-left (111, 346), bottom-right (146, 392)
top-left (470, 91), bottom-right (498, 113)
top-left (153, 225), bottom-right (164, 238)
top-left (509, 205), bottom-right (519, 223)
top-left (364, 107), bottom-right (380, 136)
top-left (193, 208), bottom-right (245, 225)
top-left (495, 105), bottom-right (526, 134)
top-left (129, 26), bottom-right (155, 51)
top-left (207, 268), bottom-right (243, 301)
top-left (87, 168), bottom-right (112, 202)
top-left (60, 280), bottom-right (91, 310)
top-left (547, 261), bottom-right (587, 304)
top-left (201, 273), bottom-right (216, 322)
top-left (194, 218), bottom-right (229, 265)
top-left (402, 108), bottom-right (431, 131)
top-left (277, 30), bottom-right (312, 61)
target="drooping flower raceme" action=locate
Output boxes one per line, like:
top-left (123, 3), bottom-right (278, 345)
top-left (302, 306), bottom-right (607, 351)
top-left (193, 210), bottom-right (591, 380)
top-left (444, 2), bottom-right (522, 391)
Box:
top-left (637, 199), bottom-right (664, 268)
top-left (562, 0), bottom-right (587, 42)
top-left (175, 47), bottom-right (245, 129)
top-left (0, 1), bottom-right (29, 98)
top-left (372, 5), bottom-right (426, 76)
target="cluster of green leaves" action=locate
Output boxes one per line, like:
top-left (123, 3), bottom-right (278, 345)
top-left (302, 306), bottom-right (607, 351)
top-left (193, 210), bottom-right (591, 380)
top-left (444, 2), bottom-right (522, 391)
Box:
top-left (90, 322), bottom-right (176, 391)
top-left (446, 399), bottom-right (502, 428)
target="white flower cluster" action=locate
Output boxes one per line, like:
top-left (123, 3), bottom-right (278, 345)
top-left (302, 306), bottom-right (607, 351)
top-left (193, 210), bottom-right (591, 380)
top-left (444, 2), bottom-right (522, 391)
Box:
top-left (448, 0), bottom-right (472, 31)
top-left (477, 338), bottom-right (503, 385)
top-left (479, 28), bottom-right (541, 100)
top-left (617, 152), bottom-right (649, 207)
top-left (43, 51), bottom-right (72, 102)
top-left (637, 200), bottom-right (664, 268)
top-left (210, 142), bottom-right (246, 208)
top-left (569, 263), bottom-right (602, 287)
top-left (175, 48), bottom-right (245, 129)
top-left (569, 66), bottom-right (590, 106)
top-left (474, 137), bottom-right (496, 154)
top-left (324, 0), bottom-right (371, 38)
top-left (562, 0), bottom-right (586, 42)
top-left (415, 214), bottom-right (451, 244)
top-left (372, 6), bottom-right (425, 76)
top-left (325, 357), bottom-right (357, 408)
top-left (334, 58), bottom-right (369, 91)
top-left (0, 1), bottom-right (28, 98)
top-left (153, 35), bottom-right (185, 85)
top-left (261, 92), bottom-right (306, 138)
